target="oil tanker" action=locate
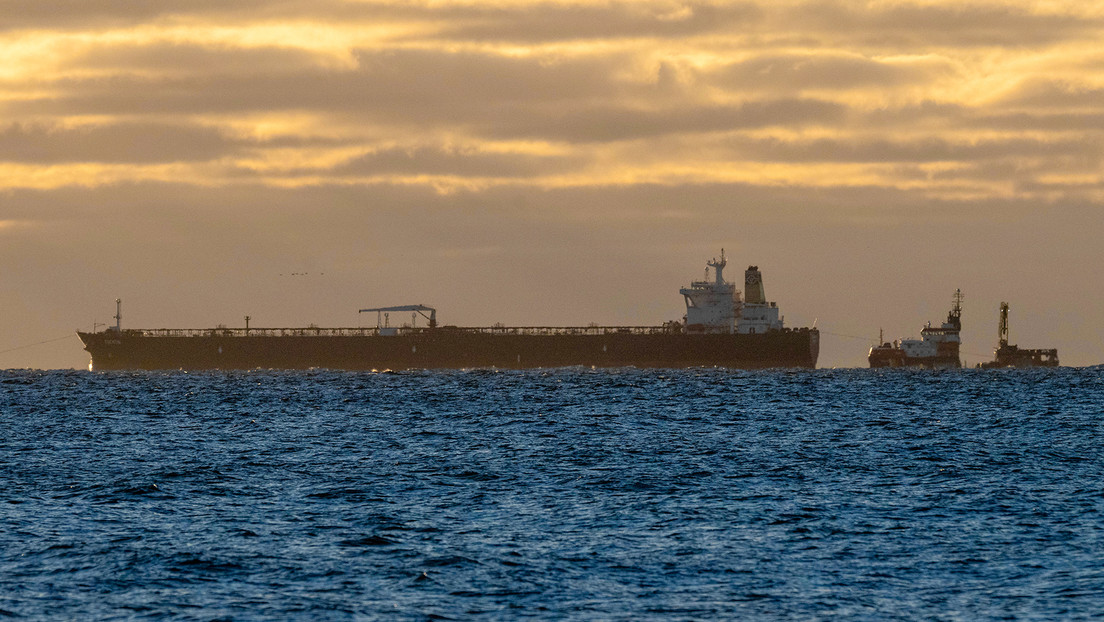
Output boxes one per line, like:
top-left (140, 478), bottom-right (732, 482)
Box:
top-left (77, 252), bottom-right (819, 371)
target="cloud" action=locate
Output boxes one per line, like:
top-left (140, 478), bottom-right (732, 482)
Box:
top-left (708, 52), bottom-right (958, 92)
top-left (480, 99), bottom-right (849, 143)
top-left (726, 135), bottom-right (1102, 164)
top-left (0, 0), bottom-right (355, 33)
top-left (329, 145), bottom-right (586, 178)
top-left (0, 121), bottom-right (353, 164)
top-left (431, 1), bottom-right (764, 43)
top-left (973, 111), bottom-right (1104, 133)
top-left (0, 122), bottom-right (235, 163)
top-left (5, 48), bottom-right (626, 121)
top-left (66, 41), bottom-right (345, 77)
top-left (779, 1), bottom-right (1102, 48)
top-left (996, 78), bottom-right (1104, 110)
top-left (8, 1), bottom-right (1091, 48)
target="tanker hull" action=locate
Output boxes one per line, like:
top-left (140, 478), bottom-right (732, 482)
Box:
top-left (78, 328), bottom-right (819, 371)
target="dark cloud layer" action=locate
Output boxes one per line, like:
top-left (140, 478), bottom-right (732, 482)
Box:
top-left (0, 122), bottom-right (234, 163)
top-left (0, 1), bottom-right (765, 43)
top-left (710, 53), bottom-right (956, 92)
top-left (432, 1), bottom-right (764, 42)
top-left (0, 122), bottom-right (350, 164)
top-left (68, 42), bottom-right (339, 76)
top-left (3, 1), bottom-right (1095, 50)
top-left (998, 79), bottom-right (1104, 109)
top-left (480, 99), bottom-right (849, 142)
top-left (8, 49), bottom-right (623, 120)
top-left (728, 135), bottom-right (1102, 165)
top-left (0, 0), bottom-right (353, 32)
top-left (330, 146), bottom-right (585, 178)
top-left (783, 2), bottom-right (1101, 48)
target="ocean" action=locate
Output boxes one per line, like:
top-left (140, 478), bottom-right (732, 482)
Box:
top-left (2, 368), bottom-right (1102, 620)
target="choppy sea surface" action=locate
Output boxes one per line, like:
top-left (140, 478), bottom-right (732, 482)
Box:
top-left (2, 367), bottom-right (1103, 620)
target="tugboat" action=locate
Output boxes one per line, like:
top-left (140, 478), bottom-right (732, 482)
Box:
top-left (869, 290), bottom-right (963, 369)
top-left (978, 303), bottom-right (1059, 368)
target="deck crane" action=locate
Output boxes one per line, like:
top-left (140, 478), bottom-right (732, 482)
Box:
top-left (998, 302), bottom-right (1010, 348)
top-left (359, 305), bottom-right (437, 329)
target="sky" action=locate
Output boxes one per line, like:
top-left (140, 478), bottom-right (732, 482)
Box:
top-left (2, 0), bottom-right (1103, 369)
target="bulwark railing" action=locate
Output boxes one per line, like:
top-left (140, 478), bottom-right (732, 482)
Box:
top-left (116, 325), bottom-right (684, 338)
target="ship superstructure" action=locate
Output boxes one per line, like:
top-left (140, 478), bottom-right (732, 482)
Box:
top-left (869, 290), bottom-right (963, 369)
top-left (680, 252), bottom-right (737, 333)
top-left (679, 251), bottom-right (785, 335)
top-left (77, 252), bottom-right (819, 371)
top-left (978, 302), bottom-right (1058, 368)
top-left (737, 266), bottom-right (784, 335)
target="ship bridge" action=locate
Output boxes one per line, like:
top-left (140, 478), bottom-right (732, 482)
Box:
top-left (681, 251), bottom-right (738, 333)
top-left (680, 252), bottom-right (787, 334)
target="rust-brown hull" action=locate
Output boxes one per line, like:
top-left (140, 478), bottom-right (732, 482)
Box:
top-left (78, 328), bottom-right (819, 371)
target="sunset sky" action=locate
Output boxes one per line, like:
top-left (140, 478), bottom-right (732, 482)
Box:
top-left (2, 0), bottom-right (1102, 369)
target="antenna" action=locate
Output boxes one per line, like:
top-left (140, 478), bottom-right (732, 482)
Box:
top-left (947, 289), bottom-right (964, 329)
top-left (707, 249), bottom-right (727, 285)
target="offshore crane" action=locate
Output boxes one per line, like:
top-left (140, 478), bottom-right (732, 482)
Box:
top-left (978, 302), bottom-right (1059, 368)
top-left (997, 302), bottom-right (1010, 347)
top-left (359, 305), bottom-right (437, 329)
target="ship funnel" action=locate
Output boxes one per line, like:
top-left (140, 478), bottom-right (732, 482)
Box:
top-left (744, 266), bottom-right (766, 304)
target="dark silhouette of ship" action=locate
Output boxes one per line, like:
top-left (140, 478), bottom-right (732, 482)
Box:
top-left (77, 252), bottom-right (819, 371)
top-left (978, 302), bottom-right (1058, 368)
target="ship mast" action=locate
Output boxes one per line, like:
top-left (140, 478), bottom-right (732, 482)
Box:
top-left (948, 289), bottom-right (963, 329)
top-left (708, 249), bottom-right (727, 285)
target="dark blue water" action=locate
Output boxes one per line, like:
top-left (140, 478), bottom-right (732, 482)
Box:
top-left (2, 368), bottom-right (1103, 620)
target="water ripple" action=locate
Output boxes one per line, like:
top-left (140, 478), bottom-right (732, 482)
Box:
top-left (1, 367), bottom-right (1102, 619)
